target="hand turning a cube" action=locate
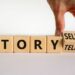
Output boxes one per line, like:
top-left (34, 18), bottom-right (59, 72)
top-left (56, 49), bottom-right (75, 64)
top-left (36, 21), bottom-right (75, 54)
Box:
top-left (47, 0), bottom-right (75, 36)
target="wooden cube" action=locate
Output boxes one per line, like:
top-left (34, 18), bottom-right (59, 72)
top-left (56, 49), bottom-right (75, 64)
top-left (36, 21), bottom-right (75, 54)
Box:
top-left (0, 36), bottom-right (13, 53)
top-left (63, 42), bottom-right (75, 53)
top-left (63, 31), bottom-right (75, 42)
top-left (14, 36), bottom-right (30, 53)
top-left (47, 36), bottom-right (63, 53)
top-left (63, 31), bottom-right (75, 53)
top-left (30, 36), bottom-right (46, 53)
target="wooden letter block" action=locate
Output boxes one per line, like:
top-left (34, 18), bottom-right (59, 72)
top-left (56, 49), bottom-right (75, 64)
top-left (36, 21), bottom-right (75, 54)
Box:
top-left (63, 42), bottom-right (75, 53)
top-left (31, 36), bottom-right (46, 53)
top-left (47, 36), bottom-right (63, 53)
top-left (0, 36), bottom-right (13, 53)
top-left (14, 36), bottom-right (30, 53)
top-left (63, 31), bottom-right (75, 53)
top-left (63, 31), bottom-right (75, 42)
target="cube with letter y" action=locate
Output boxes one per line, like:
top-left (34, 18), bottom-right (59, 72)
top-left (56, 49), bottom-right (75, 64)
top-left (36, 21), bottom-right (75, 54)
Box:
top-left (47, 36), bottom-right (63, 53)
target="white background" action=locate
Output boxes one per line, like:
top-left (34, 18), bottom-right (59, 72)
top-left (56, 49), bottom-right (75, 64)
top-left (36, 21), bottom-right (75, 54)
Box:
top-left (0, 0), bottom-right (75, 75)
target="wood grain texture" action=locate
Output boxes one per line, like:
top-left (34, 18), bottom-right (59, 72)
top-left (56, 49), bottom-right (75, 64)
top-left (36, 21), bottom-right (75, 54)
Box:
top-left (30, 36), bottom-right (46, 53)
top-left (0, 36), bottom-right (13, 53)
top-left (47, 36), bottom-right (63, 53)
top-left (14, 36), bottom-right (30, 53)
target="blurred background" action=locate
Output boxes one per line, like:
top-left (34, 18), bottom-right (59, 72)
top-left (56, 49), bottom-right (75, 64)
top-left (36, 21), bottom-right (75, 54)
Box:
top-left (0, 0), bottom-right (75, 75)
top-left (0, 0), bottom-right (74, 35)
